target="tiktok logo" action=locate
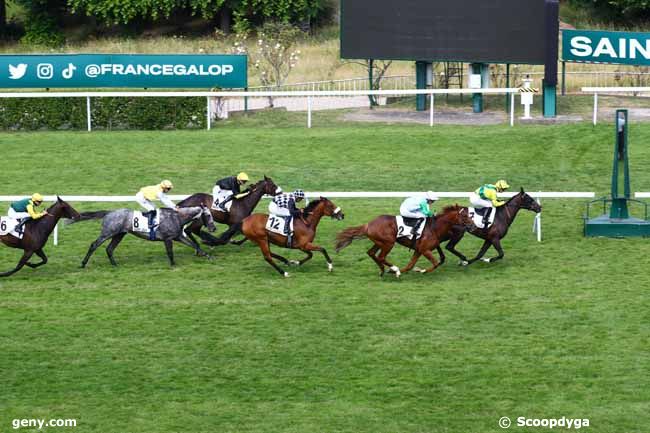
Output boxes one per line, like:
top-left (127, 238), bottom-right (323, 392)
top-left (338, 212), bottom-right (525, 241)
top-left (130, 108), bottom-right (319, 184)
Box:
top-left (62, 63), bottom-right (77, 79)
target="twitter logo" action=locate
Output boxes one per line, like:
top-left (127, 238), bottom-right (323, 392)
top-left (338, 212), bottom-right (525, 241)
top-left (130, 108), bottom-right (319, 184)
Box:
top-left (9, 64), bottom-right (28, 79)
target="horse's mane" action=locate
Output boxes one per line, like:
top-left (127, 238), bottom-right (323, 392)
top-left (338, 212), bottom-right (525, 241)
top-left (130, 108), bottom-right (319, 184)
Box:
top-left (303, 198), bottom-right (324, 214)
top-left (440, 204), bottom-right (462, 214)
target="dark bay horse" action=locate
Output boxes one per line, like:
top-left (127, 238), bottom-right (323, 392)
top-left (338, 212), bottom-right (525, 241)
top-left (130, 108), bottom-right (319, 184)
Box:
top-left (177, 176), bottom-right (281, 246)
top-left (241, 197), bottom-right (344, 277)
top-left (440, 188), bottom-right (542, 265)
top-left (69, 206), bottom-right (215, 267)
top-left (335, 205), bottom-right (475, 278)
top-left (0, 197), bottom-right (80, 277)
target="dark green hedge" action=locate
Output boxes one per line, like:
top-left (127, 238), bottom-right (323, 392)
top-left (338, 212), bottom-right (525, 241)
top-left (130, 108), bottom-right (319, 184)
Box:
top-left (0, 96), bottom-right (207, 131)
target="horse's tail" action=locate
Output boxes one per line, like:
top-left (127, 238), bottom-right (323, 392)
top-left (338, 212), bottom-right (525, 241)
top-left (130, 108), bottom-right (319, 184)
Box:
top-left (335, 224), bottom-right (368, 252)
top-left (64, 211), bottom-right (110, 225)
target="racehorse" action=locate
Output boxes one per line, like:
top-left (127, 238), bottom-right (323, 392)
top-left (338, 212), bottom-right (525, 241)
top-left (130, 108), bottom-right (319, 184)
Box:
top-left (69, 206), bottom-right (216, 267)
top-left (177, 176), bottom-right (281, 246)
top-left (241, 197), bottom-right (344, 277)
top-left (0, 197), bottom-right (80, 277)
top-left (440, 188), bottom-right (542, 265)
top-left (335, 205), bottom-right (475, 277)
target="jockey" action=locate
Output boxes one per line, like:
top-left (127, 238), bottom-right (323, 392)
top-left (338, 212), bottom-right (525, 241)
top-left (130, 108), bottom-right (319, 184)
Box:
top-left (136, 180), bottom-right (177, 240)
top-left (268, 189), bottom-right (305, 247)
top-left (469, 180), bottom-right (510, 228)
top-left (212, 172), bottom-right (249, 209)
top-left (9, 193), bottom-right (48, 233)
top-left (399, 191), bottom-right (438, 239)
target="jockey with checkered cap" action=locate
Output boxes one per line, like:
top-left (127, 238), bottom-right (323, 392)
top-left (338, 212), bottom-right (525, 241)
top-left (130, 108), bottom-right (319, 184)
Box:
top-left (268, 189), bottom-right (305, 246)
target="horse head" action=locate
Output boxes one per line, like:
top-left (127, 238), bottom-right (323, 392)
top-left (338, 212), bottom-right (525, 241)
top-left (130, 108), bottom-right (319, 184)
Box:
top-left (513, 188), bottom-right (542, 213)
top-left (320, 197), bottom-right (344, 220)
top-left (199, 205), bottom-right (217, 232)
top-left (262, 175), bottom-right (282, 196)
top-left (52, 196), bottom-right (81, 220)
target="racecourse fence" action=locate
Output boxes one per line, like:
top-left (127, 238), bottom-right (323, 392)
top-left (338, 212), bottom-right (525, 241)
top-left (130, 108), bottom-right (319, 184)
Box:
top-left (0, 88), bottom-right (524, 131)
top-left (0, 192), bottom-right (596, 246)
top-left (582, 86), bottom-right (650, 125)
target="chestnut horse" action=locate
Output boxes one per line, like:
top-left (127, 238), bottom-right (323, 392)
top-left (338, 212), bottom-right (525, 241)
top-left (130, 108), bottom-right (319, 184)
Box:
top-left (335, 205), bottom-right (475, 278)
top-left (0, 197), bottom-right (80, 277)
top-left (241, 197), bottom-right (344, 277)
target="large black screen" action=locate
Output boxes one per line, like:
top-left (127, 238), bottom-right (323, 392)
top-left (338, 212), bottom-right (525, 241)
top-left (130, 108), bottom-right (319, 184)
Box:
top-left (341, 0), bottom-right (550, 64)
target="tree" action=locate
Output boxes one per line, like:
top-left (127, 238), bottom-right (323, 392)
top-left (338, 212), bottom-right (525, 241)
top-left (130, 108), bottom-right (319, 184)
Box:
top-left (568, 0), bottom-right (650, 21)
top-left (0, 0), bottom-right (6, 35)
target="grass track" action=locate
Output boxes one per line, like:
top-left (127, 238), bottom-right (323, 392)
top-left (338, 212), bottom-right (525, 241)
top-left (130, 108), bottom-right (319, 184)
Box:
top-left (1, 121), bottom-right (649, 432)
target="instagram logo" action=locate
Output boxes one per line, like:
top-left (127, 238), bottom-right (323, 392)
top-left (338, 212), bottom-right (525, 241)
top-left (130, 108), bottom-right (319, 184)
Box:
top-left (37, 63), bottom-right (54, 79)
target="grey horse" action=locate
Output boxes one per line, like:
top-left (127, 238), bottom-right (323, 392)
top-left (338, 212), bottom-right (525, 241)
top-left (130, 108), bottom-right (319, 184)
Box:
top-left (68, 206), bottom-right (216, 267)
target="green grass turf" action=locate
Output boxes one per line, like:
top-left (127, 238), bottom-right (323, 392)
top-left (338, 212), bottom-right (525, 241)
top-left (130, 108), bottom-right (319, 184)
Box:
top-left (1, 120), bottom-right (650, 432)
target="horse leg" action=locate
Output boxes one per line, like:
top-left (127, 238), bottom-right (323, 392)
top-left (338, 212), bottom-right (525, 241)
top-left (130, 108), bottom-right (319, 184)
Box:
top-left (255, 240), bottom-right (288, 277)
top-left (81, 234), bottom-right (113, 268)
top-left (367, 244), bottom-right (386, 276)
top-left (174, 235), bottom-right (211, 259)
top-left (298, 250), bottom-right (313, 266)
top-left (376, 242), bottom-right (399, 277)
top-left (421, 249), bottom-right (441, 273)
top-left (401, 251), bottom-right (422, 274)
top-left (467, 240), bottom-right (493, 265)
top-left (230, 237), bottom-right (248, 246)
top-left (445, 233), bottom-right (470, 265)
top-left (301, 242), bottom-right (333, 272)
top-left (164, 239), bottom-right (175, 266)
top-left (216, 223), bottom-right (241, 244)
top-left (484, 238), bottom-right (505, 263)
top-left (26, 249), bottom-right (48, 268)
top-left (0, 250), bottom-right (34, 277)
top-left (436, 245), bottom-right (446, 266)
top-left (183, 221), bottom-right (202, 253)
top-left (271, 252), bottom-right (291, 265)
top-left (105, 233), bottom-right (127, 266)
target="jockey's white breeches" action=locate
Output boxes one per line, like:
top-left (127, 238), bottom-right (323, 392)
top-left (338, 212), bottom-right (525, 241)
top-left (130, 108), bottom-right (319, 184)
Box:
top-left (268, 202), bottom-right (290, 217)
top-left (135, 192), bottom-right (156, 212)
top-left (212, 186), bottom-right (233, 203)
top-left (8, 208), bottom-right (29, 219)
top-left (469, 193), bottom-right (493, 209)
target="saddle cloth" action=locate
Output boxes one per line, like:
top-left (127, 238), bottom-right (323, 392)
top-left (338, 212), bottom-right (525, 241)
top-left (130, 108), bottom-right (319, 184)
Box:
top-left (0, 216), bottom-right (23, 239)
top-left (132, 211), bottom-right (160, 233)
top-left (266, 214), bottom-right (292, 236)
top-left (468, 207), bottom-right (496, 229)
top-left (395, 216), bottom-right (425, 240)
top-left (212, 199), bottom-right (233, 212)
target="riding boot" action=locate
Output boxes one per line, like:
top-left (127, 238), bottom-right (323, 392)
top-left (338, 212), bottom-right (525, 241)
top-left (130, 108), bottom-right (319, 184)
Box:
top-left (147, 210), bottom-right (157, 241)
top-left (14, 217), bottom-right (31, 235)
top-left (411, 218), bottom-right (423, 250)
top-left (284, 217), bottom-right (292, 248)
top-left (482, 208), bottom-right (492, 233)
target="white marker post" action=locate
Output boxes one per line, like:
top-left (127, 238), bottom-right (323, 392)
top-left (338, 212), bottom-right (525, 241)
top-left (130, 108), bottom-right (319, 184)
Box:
top-left (520, 78), bottom-right (533, 120)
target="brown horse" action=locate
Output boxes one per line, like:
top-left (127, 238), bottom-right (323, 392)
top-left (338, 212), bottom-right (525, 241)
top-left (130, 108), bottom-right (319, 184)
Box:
top-left (241, 197), bottom-right (344, 277)
top-left (440, 188), bottom-right (542, 265)
top-left (0, 197), bottom-right (80, 277)
top-left (177, 176), bottom-right (281, 246)
top-left (335, 205), bottom-right (475, 277)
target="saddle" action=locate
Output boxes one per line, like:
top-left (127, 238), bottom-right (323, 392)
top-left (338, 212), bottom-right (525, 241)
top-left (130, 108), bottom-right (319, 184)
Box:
top-left (266, 214), bottom-right (295, 247)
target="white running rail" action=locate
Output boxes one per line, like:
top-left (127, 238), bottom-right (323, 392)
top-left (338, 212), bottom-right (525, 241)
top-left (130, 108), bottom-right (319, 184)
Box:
top-left (0, 192), bottom-right (596, 245)
top-left (0, 87), bottom-right (523, 130)
top-left (582, 86), bottom-right (650, 125)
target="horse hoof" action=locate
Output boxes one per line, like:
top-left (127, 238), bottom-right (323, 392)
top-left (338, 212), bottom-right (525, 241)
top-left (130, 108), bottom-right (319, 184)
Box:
top-left (327, 263), bottom-right (333, 272)
top-left (283, 272), bottom-right (290, 278)
top-left (289, 260), bottom-right (300, 266)
top-left (413, 267), bottom-right (426, 274)
top-left (459, 260), bottom-right (469, 266)
top-left (481, 258), bottom-right (491, 263)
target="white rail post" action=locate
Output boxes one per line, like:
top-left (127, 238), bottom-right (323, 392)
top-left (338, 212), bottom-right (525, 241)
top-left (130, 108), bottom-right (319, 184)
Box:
top-left (86, 96), bottom-right (92, 132)
top-left (307, 96), bottom-right (312, 129)
top-left (593, 93), bottom-right (598, 126)
top-left (429, 92), bottom-right (434, 127)
top-left (53, 222), bottom-right (58, 246)
top-left (534, 197), bottom-right (542, 242)
top-left (510, 92), bottom-right (515, 127)
top-left (206, 96), bottom-right (211, 130)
